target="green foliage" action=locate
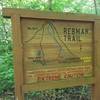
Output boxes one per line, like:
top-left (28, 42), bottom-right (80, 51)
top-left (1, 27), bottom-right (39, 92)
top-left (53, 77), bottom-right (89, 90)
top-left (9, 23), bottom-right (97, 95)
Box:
top-left (0, 53), bottom-right (14, 95)
top-left (0, 0), bottom-right (100, 97)
top-left (0, 11), bottom-right (13, 95)
top-left (1, 0), bottom-right (99, 14)
top-left (24, 86), bottom-right (92, 100)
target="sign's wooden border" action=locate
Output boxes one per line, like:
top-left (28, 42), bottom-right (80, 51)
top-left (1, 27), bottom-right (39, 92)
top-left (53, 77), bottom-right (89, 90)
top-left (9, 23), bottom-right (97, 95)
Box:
top-left (2, 8), bottom-right (100, 100)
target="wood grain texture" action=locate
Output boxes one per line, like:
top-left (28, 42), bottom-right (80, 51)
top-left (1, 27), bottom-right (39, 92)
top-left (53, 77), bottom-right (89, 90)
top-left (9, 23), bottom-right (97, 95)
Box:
top-left (2, 8), bottom-right (100, 21)
top-left (11, 15), bottom-right (24, 100)
top-left (23, 77), bottom-right (94, 92)
top-left (2, 8), bottom-right (100, 100)
top-left (93, 21), bottom-right (100, 100)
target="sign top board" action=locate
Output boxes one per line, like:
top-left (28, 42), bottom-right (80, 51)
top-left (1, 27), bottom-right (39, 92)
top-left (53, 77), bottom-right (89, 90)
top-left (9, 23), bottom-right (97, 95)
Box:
top-left (3, 8), bottom-right (100, 20)
top-left (2, 8), bottom-right (100, 100)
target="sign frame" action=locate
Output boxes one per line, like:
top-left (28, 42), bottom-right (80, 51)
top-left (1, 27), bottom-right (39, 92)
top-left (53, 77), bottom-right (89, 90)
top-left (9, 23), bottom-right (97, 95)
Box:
top-left (2, 8), bottom-right (100, 100)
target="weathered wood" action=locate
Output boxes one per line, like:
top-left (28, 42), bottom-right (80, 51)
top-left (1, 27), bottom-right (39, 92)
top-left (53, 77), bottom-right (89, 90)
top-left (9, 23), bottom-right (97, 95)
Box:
top-left (2, 8), bottom-right (100, 21)
top-left (93, 21), bottom-right (100, 100)
top-left (23, 77), bottom-right (94, 92)
top-left (2, 8), bottom-right (100, 100)
top-left (11, 15), bottom-right (24, 100)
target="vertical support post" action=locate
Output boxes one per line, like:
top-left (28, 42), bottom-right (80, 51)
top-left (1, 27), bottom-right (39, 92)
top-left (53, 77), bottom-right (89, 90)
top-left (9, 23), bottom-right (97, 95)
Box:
top-left (11, 15), bottom-right (24, 100)
top-left (94, 20), bottom-right (100, 100)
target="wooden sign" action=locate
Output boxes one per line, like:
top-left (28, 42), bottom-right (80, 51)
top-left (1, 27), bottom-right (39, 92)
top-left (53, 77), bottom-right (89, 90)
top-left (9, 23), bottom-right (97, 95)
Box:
top-left (23, 19), bottom-right (93, 84)
top-left (3, 8), bottom-right (100, 100)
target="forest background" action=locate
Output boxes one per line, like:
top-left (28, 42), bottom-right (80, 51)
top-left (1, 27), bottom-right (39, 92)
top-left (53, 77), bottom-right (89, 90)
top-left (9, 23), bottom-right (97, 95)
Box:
top-left (0, 0), bottom-right (100, 99)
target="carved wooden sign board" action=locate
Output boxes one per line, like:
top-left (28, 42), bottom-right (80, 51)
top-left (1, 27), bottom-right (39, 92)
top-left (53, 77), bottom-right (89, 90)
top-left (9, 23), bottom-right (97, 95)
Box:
top-left (3, 8), bottom-right (100, 100)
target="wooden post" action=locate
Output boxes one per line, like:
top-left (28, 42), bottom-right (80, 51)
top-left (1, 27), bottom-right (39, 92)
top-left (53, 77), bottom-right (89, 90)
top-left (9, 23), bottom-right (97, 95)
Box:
top-left (11, 15), bottom-right (24, 100)
top-left (2, 8), bottom-right (100, 100)
top-left (94, 20), bottom-right (100, 100)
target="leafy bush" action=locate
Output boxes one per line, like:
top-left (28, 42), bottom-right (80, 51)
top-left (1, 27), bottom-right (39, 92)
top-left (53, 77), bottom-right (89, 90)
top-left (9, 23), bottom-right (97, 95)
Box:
top-left (0, 52), bottom-right (14, 95)
top-left (0, 0), bottom-right (100, 98)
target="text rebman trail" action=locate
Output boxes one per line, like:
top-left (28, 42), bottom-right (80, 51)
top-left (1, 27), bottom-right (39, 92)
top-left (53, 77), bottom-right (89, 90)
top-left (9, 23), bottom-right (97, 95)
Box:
top-left (64, 27), bottom-right (89, 41)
